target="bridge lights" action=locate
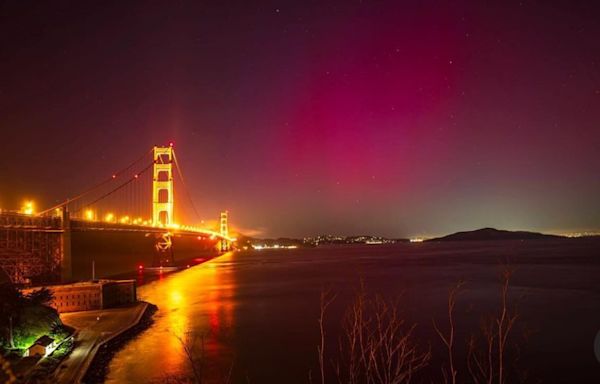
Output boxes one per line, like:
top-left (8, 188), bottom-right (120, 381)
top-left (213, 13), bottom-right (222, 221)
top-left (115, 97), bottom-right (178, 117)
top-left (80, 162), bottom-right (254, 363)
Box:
top-left (21, 200), bottom-right (35, 215)
top-left (85, 209), bottom-right (95, 221)
top-left (104, 212), bottom-right (115, 223)
top-left (22, 200), bottom-right (34, 215)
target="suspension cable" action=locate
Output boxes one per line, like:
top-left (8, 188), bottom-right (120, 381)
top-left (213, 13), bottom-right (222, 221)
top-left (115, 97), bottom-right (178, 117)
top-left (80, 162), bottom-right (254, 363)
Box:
top-left (172, 149), bottom-right (202, 222)
top-left (71, 162), bottom-right (153, 214)
top-left (38, 148), bottom-right (153, 215)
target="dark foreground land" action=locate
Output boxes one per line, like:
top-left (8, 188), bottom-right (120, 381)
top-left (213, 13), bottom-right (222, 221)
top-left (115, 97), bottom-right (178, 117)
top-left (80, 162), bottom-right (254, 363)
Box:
top-left (104, 238), bottom-right (600, 383)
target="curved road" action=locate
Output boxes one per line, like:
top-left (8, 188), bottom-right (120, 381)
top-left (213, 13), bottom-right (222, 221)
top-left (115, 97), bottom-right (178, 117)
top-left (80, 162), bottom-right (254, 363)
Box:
top-left (55, 303), bottom-right (146, 384)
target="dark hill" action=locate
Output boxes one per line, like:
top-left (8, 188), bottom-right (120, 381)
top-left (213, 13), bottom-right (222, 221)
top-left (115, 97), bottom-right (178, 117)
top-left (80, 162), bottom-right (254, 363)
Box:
top-left (426, 227), bottom-right (563, 242)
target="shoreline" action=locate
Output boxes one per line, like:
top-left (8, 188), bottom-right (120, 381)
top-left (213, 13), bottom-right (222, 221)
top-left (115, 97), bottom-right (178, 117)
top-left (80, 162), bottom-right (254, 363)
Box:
top-left (64, 253), bottom-right (226, 382)
top-left (80, 302), bottom-right (157, 384)
top-left (56, 302), bottom-right (151, 384)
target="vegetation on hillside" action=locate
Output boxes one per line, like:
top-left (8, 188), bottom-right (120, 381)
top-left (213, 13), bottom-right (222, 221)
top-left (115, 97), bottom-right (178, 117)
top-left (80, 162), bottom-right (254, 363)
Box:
top-left (0, 284), bottom-right (69, 353)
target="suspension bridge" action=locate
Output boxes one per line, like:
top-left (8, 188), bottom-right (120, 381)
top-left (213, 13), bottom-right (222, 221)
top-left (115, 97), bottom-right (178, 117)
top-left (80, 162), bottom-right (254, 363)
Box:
top-left (0, 144), bottom-right (235, 284)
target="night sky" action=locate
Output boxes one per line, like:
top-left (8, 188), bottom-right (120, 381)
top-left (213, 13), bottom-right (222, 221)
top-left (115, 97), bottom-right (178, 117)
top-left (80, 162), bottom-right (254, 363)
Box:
top-left (1, 1), bottom-right (599, 238)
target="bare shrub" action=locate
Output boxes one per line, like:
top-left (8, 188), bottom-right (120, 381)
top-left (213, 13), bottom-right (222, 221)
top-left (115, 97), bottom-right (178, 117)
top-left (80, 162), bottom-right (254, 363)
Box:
top-left (318, 287), bottom-right (430, 384)
top-left (466, 268), bottom-right (519, 384)
top-left (432, 281), bottom-right (464, 384)
top-left (318, 288), bottom-right (337, 384)
top-left (162, 331), bottom-right (232, 384)
top-left (176, 332), bottom-right (206, 383)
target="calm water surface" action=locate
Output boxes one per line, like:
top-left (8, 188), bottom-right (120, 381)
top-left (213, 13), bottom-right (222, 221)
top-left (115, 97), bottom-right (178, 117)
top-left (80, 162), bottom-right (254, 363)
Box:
top-left (106, 240), bottom-right (600, 383)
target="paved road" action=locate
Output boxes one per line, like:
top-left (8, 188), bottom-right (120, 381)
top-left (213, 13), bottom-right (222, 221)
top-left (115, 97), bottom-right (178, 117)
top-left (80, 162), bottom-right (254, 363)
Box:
top-left (55, 303), bottom-right (146, 384)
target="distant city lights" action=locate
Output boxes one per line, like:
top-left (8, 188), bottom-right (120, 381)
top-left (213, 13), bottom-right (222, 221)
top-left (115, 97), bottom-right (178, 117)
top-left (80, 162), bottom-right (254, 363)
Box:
top-left (252, 244), bottom-right (298, 250)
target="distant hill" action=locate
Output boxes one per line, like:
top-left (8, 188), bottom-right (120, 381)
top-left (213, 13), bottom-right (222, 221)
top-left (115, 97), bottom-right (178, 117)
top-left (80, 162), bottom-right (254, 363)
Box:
top-left (426, 227), bottom-right (564, 242)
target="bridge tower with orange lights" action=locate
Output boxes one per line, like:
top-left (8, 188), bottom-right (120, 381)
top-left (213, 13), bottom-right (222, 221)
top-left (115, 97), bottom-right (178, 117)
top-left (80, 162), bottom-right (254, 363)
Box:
top-left (152, 145), bottom-right (174, 226)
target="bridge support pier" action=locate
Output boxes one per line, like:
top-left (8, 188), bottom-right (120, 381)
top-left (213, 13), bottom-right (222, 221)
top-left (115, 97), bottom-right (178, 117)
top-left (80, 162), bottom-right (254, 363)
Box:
top-left (61, 208), bottom-right (72, 282)
top-left (219, 239), bottom-right (231, 252)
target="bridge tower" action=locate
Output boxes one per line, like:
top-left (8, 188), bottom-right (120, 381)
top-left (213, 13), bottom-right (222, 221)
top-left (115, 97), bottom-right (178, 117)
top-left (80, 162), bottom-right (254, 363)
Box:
top-left (220, 211), bottom-right (229, 239)
top-left (220, 211), bottom-right (230, 251)
top-left (152, 145), bottom-right (174, 226)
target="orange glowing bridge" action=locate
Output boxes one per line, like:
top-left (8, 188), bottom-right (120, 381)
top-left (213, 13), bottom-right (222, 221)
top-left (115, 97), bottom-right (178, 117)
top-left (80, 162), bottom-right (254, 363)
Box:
top-left (0, 144), bottom-right (235, 284)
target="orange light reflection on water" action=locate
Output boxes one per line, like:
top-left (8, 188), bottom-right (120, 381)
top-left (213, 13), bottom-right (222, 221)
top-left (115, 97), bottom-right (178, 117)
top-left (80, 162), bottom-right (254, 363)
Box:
top-left (106, 252), bottom-right (237, 382)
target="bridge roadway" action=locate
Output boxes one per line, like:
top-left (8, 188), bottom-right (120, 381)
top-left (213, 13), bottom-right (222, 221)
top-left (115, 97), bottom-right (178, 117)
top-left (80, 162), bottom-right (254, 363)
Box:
top-left (0, 211), bottom-right (231, 240)
top-left (0, 211), bottom-right (232, 283)
top-left (70, 219), bottom-right (222, 238)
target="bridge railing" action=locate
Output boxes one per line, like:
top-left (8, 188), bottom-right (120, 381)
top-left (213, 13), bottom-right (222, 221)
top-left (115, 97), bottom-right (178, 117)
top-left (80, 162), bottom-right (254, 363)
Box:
top-left (0, 211), bottom-right (63, 230)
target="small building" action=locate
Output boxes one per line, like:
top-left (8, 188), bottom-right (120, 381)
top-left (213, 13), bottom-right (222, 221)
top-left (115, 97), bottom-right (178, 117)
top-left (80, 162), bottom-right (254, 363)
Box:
top-left (102, 279), bottom-right (137, 308)
top-left (22, 279), bottom-right (137, 313)
top-left (27, 335), bottom-right (56, 357)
